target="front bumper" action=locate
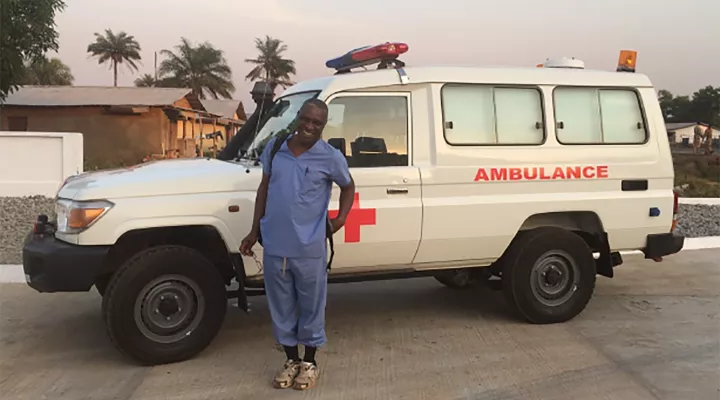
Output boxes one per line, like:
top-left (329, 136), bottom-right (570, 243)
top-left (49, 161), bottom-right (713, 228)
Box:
top-left (642, 232), bottom-right (685, 259)
top-left (23, 232), bottom-right (110, 293)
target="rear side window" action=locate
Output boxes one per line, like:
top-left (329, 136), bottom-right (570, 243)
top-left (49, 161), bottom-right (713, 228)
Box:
top-left (554, 87), bottom-right (647, 144)
top-left (442, 84), bottom-right (545, 145)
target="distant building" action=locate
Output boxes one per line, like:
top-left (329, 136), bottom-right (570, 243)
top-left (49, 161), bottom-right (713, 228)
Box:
top-left (0, 86), bottom-right (245, 167)
top-left (199, 99), bottom-right (248, 154)
top-left (666, 122), bottom-right (719, 146)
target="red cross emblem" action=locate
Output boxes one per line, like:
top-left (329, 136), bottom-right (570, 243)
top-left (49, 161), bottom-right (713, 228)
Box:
top-left (328, 192), bottom-right (376, 243)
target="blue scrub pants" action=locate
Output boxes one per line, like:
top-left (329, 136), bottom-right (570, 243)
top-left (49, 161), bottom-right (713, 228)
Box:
top-left (264, 253), bottom-right (328, 348)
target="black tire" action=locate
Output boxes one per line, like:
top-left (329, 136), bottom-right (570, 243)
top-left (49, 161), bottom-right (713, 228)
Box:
top-left (501, 227), bottom-right (596, 324)
top-left (95, 274), bottom-right (111, 296)
top-left (101, 245), bottom-right (227, 365)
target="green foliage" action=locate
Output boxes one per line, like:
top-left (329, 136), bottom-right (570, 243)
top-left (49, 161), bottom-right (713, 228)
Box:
top-left (0, 0), bottom-right (66, 100)
top-left (134, 73), bottom-right (157, 87)
top-left (659, 86), bottom-right (720, 126)
top-left (245, 35), bottom-right (296, 92)
top-left (87, 29), bottom-right (142, 86)
top-left (19, 56), bottom-right (74, 85)
top-left (673, 154), bottom-right (720, 197)
top-left (158, 38), bottom-right (235, 99)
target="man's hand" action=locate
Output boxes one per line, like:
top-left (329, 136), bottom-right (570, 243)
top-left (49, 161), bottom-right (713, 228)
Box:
top-left (239, 232), bottom-right (258, 256)
top-left (330, 217), bottom-right (345, 234)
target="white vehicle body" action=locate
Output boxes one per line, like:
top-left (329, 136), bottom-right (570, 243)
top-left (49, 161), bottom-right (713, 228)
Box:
top-left (25, 53), bottom-right (684, 365)
top-left (58, 65), bottom-right (673, 275)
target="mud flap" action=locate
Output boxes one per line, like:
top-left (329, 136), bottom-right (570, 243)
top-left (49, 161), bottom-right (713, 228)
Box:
top-left (595, 233), bottom-right (618, 278)
top-left (229, 253), bottom-right (249, 312)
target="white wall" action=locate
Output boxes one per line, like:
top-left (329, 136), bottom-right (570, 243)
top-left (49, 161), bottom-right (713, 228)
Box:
top-left (672, 125), bottom-right (720, 143)
top-left (0, 131), bottom-right (83, 197)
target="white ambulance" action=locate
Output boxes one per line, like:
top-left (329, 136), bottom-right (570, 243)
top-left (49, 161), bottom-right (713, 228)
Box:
top-left (22, 44), bottom-right (684, 365)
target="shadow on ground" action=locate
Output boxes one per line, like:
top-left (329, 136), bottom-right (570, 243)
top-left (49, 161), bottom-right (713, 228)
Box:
top-left (1, 249), bottom-right (718, 400)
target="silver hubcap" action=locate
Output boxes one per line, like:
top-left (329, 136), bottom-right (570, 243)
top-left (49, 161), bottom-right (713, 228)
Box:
top-left (530, 250), bottom-right (579, 307)
top-left (134, 274), bottom-right (204, 344)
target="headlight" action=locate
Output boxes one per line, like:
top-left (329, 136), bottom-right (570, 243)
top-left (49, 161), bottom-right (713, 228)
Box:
top-left (56, 199), bottom-right (114, 234)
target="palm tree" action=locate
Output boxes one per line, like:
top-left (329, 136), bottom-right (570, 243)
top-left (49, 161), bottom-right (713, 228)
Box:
top-left (21, 56), bottom-right (74, 86)
top-left (87, 29), bottom-right (142, 86)
top-left (158, 37), bottom-right (235, 99)
top-left (134, 73), bottom-right (156, 87)
top-left (244, 35), bottom-right (296, 91)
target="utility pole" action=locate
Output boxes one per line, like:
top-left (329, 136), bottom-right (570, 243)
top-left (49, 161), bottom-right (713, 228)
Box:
top-left (154, 51), bottom-right (158, 82)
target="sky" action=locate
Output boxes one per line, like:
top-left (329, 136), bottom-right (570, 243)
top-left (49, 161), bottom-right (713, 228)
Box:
top-left (53, 0), bottom-right (718, 111)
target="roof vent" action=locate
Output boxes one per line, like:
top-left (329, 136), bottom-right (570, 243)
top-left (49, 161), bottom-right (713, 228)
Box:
top-left (538, 57), bottom-right (585, 69)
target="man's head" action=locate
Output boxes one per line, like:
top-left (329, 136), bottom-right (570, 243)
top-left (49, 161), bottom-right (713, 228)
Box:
top-left (294, 99), bottom-right (328, 146)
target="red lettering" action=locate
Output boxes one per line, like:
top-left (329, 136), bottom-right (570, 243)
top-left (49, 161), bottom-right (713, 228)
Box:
top-left (566, 167), bottom-right (581, 179)
top-left (491, 168), bottom-right (507, 181)
top-left (474, 165), bottom-right (607, 182)
top-left (582, 166), bottom-right (596, 179)
top-left (524, 167), bottom-right (538, 180)
top-left (540, 167), bottom-right (552, 180)
top-left (597, 165), bottom-right (609, 178)
top-left (474, 168), bottom-right (489, 181)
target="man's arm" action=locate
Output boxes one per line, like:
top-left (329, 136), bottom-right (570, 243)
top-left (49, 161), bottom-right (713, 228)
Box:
top-left (250, 173), bottom-right (270, 235)
top-left (251, 138), bottom-right (276, 233)
top-left (240, 139), bottom-right (274, 255)
top-left (329, 150), bottom-right (355, 230)
top-left (335, 177), bottom-right (355, 223)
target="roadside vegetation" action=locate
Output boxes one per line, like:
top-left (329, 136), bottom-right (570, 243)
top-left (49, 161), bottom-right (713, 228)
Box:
top-left (673, 153), bottom-right (720, 197)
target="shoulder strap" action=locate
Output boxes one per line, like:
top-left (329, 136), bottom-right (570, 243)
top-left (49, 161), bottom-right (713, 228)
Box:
top-left (325, 218), bottom-right (335, 271)
top-left (266, 131), bottom-right (291, 177)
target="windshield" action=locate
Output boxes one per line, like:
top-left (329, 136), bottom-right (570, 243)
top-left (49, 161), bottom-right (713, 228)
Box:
top-left (243, 91), bottom-right (319, 159)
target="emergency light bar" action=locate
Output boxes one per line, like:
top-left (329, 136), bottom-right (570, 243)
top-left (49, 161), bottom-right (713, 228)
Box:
top-left (326, 42), bottom-right (409, 74)
top-left (616, 50), bottom-right (637, 73)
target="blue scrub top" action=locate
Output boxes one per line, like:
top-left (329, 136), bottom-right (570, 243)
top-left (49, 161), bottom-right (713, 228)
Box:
top-left (259, 135), bottom-right (352, 258)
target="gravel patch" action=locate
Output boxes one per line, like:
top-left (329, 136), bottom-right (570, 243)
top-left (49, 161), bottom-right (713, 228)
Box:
top-left (0, 196), bottom-right (55, 264)
top-left (0, 197), bottom-right (718, 265)
top-left (675, 204), bottom-right (720, 238)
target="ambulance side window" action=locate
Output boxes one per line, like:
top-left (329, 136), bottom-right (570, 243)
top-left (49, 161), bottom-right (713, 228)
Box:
top-left (325, 95), bottom-right (409, 168)
top-left (554, 87), bottom-right (647, 144)
top-left (441, 84), bottom-right (545, 145)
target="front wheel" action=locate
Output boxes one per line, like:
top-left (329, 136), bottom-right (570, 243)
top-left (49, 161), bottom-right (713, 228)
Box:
top-left (501, 227), bottom-right (596, 324)
top-left (101, 245), bottom-right (227, 365)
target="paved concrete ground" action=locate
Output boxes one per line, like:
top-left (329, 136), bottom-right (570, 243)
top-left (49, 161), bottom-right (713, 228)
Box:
top-left (1, 250), bottom-right (718, 400)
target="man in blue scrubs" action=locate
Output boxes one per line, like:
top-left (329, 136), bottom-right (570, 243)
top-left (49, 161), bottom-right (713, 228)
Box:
top-left (240, 99), bottom-right (355, 390)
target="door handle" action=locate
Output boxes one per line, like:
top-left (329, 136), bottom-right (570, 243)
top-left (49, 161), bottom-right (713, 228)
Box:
top-left (386, 188), bottom-right (409, 194)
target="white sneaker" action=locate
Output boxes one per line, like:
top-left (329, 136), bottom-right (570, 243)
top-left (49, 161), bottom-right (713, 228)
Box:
top-left (272, 359), bottom-right (300, 389)
top-left (293, 361), bottom-right (320, 390)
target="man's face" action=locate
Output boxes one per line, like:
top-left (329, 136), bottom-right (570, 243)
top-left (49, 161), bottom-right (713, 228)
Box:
top-left (295, 104), bottom-right (327, 146)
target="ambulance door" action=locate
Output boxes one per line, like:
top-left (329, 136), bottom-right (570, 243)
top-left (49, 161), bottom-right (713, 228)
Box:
top-left (324, 92), bottom-right (422, 271)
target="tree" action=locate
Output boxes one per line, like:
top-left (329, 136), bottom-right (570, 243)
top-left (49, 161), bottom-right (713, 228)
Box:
top-left (659, 86), bottom-right (720, 126)
top-left (20, 56), bottom-right (74, 85)
top-left (0, 0), bottom-right (66, 100)
top-left (244, 35), bottom-right (296, 91)
top-left (134, 73), bottom-right (157, 87)
top-left (87, 29), bottom-right (142, 87)
top-left (158, 37), bottom-right (235, 99)
top-left (689, 86), bottom-right (720, 126)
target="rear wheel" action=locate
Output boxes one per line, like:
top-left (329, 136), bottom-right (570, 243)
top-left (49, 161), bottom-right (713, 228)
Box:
top-left (95, 274), bottom-right (111, 296)
top-left (501, 227), bottom-right (596, 324)
top-left (102, 245), bottom-right (227, 365)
